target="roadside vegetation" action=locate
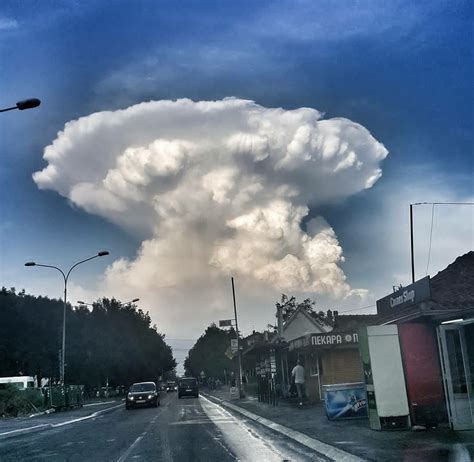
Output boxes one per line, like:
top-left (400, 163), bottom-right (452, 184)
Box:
top-left (0, 385), bottom-right (45, 417)
top-left (184, 324), bottom-right (236, 380)
top-left (0, 288), bottom-right (176, 394)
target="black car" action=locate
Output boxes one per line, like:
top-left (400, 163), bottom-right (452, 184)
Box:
top-left (178, 377), bottom-right (199, 398)
top-left (166, 381), bottom-right (177, 392)
top-left (126, 382), bottom-right (160, 409)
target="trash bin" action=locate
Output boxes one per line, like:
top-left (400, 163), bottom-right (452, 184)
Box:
top-left (323, 382), bottom-right (368, 420)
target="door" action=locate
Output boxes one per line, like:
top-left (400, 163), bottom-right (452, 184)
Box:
top-left (437, 321), bottom-right (474, 430)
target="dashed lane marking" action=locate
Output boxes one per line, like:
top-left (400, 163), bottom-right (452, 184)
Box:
top-left (116, 410), bottom-right (163, 462)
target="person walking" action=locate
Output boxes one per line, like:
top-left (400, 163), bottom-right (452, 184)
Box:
top-left (291, 359), bottom-right (305, 406)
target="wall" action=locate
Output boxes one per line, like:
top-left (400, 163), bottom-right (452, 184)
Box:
top-left (398, 323), bottom-right (447, 425)
top-left (283, 312), bottom-right (326, 343)
top-left (300, 348), bottom-right (363, 403)
top-left (321, 348), bottom-right (363, 386)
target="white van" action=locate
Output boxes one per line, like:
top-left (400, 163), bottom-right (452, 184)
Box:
top-left (0, 376), bottom-right (35, 390)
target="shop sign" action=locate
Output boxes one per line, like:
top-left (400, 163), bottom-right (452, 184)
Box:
top-left (289, 335), bottom-right (310, 350)
top-left (270, 351), bottom-right (276, 373)
top-left (376, 276), bottom-right (431, 316)
top-left (311, 332), bottom-right (359, 346)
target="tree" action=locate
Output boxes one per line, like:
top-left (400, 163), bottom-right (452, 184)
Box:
top-left (0, 289), bottom-right (176, 391)
top-left (275, 294), bottom-right (316, 322)
top-left (184, 324), bottom-right (235, 380)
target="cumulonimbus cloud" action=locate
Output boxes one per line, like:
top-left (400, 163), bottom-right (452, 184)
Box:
top-left (33, 98), bottom-right (387, 329)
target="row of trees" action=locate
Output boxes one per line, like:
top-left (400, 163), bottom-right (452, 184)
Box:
top-left (184, 324), bottom-right (236, 380)
top-left (184, 295), bottom-right (333, 379)
top-left (0, 288), bottom-right (176, 389)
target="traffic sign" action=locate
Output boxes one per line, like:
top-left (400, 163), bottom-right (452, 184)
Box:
top-left (224, 346), bottom-right (234, 359)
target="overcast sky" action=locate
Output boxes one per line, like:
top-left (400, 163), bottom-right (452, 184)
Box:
top-left (1, 0), bottom-right (472, 362)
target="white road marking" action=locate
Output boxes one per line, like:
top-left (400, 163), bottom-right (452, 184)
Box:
top-left (116, 409), bottom-right (163, 462)
top-left (0, 402), bottom-right (124, 440)
top-left (0, 424), bottom-right (50, 437)
top-left (169, 419), bottom-right (234, 425)
top-left (84, 400), bottom-right (117, 407)
top-left (117, 435), bottom-right (144, 462)
top-left (51, 403), bottom-right (124, 427)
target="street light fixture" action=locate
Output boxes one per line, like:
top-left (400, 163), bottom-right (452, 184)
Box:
top-left (24, 250), bottom-right (110, 384)
top-left (0, 98), bottom-right (41, 113)
top-left (77, 297), bottom-right (139, 306)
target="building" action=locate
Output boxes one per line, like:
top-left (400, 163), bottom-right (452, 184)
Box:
top-left (243, 305), bottom-right (379, 404)
top-left (287, 311), bottom-right (379, 402)
top-left (373, 251), bottom-right (474, 430)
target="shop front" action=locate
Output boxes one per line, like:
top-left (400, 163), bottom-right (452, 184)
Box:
top-left (437, 319), bottom-right (474, 430)
top-left (375, 251), bottom-right (474, 430)
top-left (288, 314), bottom-right (378, 406)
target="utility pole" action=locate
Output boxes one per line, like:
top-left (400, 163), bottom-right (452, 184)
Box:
top-left (231, 277), bottom-right (243, 399)
top-left (410, 204), bottom-right (415, 283)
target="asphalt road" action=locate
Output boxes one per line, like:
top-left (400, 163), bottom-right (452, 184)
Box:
top-left (0, 393), bottom-right (325, 461)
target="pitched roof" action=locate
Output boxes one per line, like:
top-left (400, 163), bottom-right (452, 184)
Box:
top-left (429, 251), bottom-right (474, 309)
top-left (333, 313), bottom-right (379, 331)
top-left (280, 305), bottom-right (332, 337)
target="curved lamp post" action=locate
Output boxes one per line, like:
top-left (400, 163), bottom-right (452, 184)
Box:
top-left (1, 98), bottom-right (41, 113)
top-left (25, 251), bottom-right (109, 384)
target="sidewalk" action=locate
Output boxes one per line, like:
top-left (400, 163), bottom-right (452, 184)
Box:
top-left (205, 389), bottom-right (473, 461)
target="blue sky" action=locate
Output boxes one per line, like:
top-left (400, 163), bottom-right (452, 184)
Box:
top-left (1, 1), bottom-right (472, 347)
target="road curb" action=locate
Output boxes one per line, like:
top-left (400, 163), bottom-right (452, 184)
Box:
top-left (201, 393), bottom-right (365, 462)
top-left (0, 402), bottom-right (123, 441)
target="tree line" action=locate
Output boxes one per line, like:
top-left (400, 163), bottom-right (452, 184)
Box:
top-left (184, 324), bottom-right (236, 380)
top-left (0, 288), bottom-right (176, 390)
top-left (184, 295), bottom-right (333, 381)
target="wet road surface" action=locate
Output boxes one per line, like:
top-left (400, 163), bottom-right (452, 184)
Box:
top-left (0, 393), bottom-right (325, 461)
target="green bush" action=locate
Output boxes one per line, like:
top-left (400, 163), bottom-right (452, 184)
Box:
top-left (0, 385), bottom-right (45, 417)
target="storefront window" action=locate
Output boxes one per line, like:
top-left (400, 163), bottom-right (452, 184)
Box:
top-left (309, 356), bottom-right (322, 376)
top-left (465, 323), bottom-right (474, 390)
top-left (446, 329), bottom-right (467, 394)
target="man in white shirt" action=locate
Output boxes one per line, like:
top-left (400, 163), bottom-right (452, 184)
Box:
top-left (291, 359), bottom-right (305, 406)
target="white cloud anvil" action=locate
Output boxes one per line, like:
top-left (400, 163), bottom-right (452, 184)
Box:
top-left (33, 98), bottom-right (388, 324)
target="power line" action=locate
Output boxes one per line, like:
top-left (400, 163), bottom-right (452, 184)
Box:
top-left (425, 203), bottom-right (435, 275)
top-left (338, 304), bottom-right (376, 314)
top-left (412, 202), bottom-right (474, 206)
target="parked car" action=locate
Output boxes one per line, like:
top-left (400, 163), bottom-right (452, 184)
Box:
top-left (178, 377), bottom-right (199, 399)
top-left (166, 381), bottom-right (177, 392)
top-left (126, 382), bottom-right (159, 409)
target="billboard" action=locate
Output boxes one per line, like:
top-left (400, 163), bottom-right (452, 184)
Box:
top-left (324, 383), bottom-right (368, 420)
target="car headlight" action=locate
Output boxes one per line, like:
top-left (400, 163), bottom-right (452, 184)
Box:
top-left (129, 396), bottom-right (134, 400)
top-left (148, 394), bottom-right (154, 399)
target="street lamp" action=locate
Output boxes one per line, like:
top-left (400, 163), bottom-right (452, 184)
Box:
top-left (0, 98), bottom-right (41, 113)
top-left (77, 297), bottom-right (139, 307)
top-left (25, 251), bottom-right (110, 384)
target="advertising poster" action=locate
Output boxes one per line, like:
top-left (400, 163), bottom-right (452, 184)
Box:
top-left (324, 385), bottom-right (368, 420)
